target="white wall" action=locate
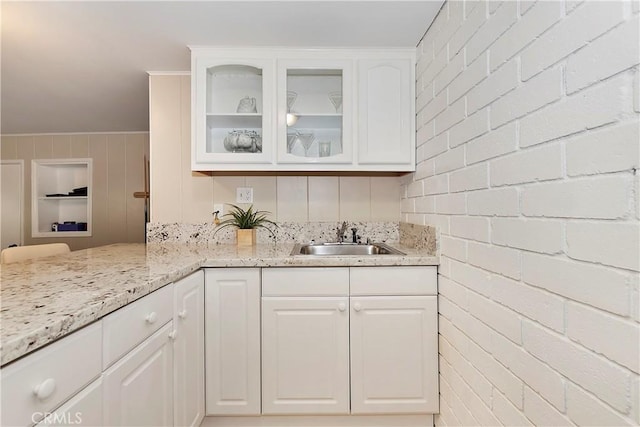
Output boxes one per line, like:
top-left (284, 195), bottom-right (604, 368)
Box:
top-left (404, 1), bottom-right (639, 425)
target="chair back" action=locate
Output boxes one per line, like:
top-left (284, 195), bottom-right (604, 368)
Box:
top-left (1, 243), bottom-right (71, 264)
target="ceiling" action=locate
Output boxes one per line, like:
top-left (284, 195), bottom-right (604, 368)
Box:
top-left (1, 1), bottom-right (443, 135)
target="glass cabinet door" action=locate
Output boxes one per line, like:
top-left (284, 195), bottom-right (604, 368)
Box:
top-left (277, 60), bottom-right (352, 165)
top-left (193, 59), bottom-right (273, 165)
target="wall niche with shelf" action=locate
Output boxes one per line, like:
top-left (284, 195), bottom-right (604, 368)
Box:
top-left (31, 159), bottom-right (92, 238)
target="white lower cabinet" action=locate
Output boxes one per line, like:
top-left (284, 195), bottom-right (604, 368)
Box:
top-left (350, 296), bottom-right (439, 414)
top-left (2, 272), bottom-right (206, 427)
top-left (259, 266), bottom-right (438, 418)
top-left (36, 378), bottom-right (103, 427)
top-left (0, 321), bottom-right (102, 427)
top-left (261, 297), bottom-right (350, 414)
top-left (174, 270), bottom-right (205, 427)
top-left (103, 322), bottom-right (175, 426)
top-left (204, 268), bottom-right (261, 415)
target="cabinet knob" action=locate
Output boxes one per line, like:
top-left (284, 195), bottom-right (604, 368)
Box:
top-left (353, 302), bottom-right (362, 312)
top-left (145, 312), bottom-right (158, 324)
top-left (178, 310), bottom-right (188, 319)
top-left (169, 330), bottom-right (177, 340)
top-left (33, 378), bottom-right (56, 400)
top-left (338, 302), bottom-right (346, 312)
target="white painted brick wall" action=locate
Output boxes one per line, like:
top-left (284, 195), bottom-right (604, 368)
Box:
top-left (522, 252), bottom-right (630, 315)
top-left (566, 383), bottom-right (636, 427)
top-left (434, 51), bottom-right (464, 95)
top-left (467, 240), bottom-right (520, 280)
top-left (566, 221), bottom-right (640, 271)
top-left (449, 162), bottom-right (488, 193)
top-left (422, 132), bottom-right (448, 161)
top-left (465, 121), bottom-right (518, 164)
top-left (492, 391), bottom-right (533, 427)
top-left (407, 1), bottom-right (640, 425)
top-left (521, 175), bottom-right (633, 219)
top-left (522, 320), bottom-right (632, 412)
top-left (440, 336), bottom-right (494, 407)
top-left (522, 386), bottom-right (573, 426)
top-left (566, 301), bottom-right (640, 373)
top-left (565, 121), bottom-right (639, 176)
top-left (468, 292), bottom-right (522, 343)
top-left (465, 1), bottom-right (518, 64)
top-left (448, 53), bottom-right (488, 103)
top-left (434, 144), bottom-right (465, 174)
top-left (565, 16), bottom-right (640, 93)
top-left (466, 187), bottom-right (520, 217)
top-left (520, 1), bottom-right (625, 80)
top-left (489, 0), bottom-right (563, 71)
top-left (492, 217), bottom-right (564, 254)
top-left (519, 73), bottom-right (632, 148)
top-left (434, 97), bottom-right (466, 135)
top-left (448, 108), bottom-right (489, 148)
top-left (450, 215), bottom-right (490, 242)
top-left (490, 66), bottom-right (563, 128)
top-left (490, 143), bottom-right (563, 186)
top-left (467, 339), bottom-right (524, 408)
top-left (467, 59), bottom-right (519, 114)
top-left (491, 331), bottom-right (566, 411)
top-left (490, 274), bottom-right (565, 333)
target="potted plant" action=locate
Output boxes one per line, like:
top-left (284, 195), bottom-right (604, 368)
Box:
top-left (214, 204), bottom-right (278, 246)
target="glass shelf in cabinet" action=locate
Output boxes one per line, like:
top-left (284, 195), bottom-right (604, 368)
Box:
top-left (207, 114), bottom-right (262, 129)
top-left (286, 114), bottom-right (341, 129)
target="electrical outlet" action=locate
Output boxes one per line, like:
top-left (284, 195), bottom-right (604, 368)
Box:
top-left (213, 204), bottom-right (224, 217)
top-left (236, 187), bottom-right (253, 203)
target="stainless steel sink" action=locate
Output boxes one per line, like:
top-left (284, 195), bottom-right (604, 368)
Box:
top-left (290, 242), bottom-right (406, 256)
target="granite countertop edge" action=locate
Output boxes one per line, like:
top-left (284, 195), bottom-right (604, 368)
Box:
top-left (0, 243), bottom-right (438, 366)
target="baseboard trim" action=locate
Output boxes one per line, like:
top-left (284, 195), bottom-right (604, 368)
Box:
top-left (200, 414), bottom-right (434, 427)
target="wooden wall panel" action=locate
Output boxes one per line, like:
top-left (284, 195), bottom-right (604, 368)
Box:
top-left (107, 134), bottom-right (128, 244)
top-left (1, 136), bottom-right (19, 159)
top-left (52, 135), bottom-right (71, 158)
top-left (149, 75), bottom-right (183, 223)
top-left (180, 75), bottom-right (213, 223)
top-left (125, 133), bottom-right (148, 243)
top-left (0, 132), bottom-right (149, 250)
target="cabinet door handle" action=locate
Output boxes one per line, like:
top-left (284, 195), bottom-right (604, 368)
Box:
top-left (353, 302), bottom-right (362, 312)
top-left (338, 302), bottom-right (346, 312)
top-left (178, 310), bottom-right (187, 319)
top-left (33, 378), bottom-right (56, 400)
top-left (145, 312), bottom-right (158, 324)
top-left (169, 330), bottom-right (177, 340)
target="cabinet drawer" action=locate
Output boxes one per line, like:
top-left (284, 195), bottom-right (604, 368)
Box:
top-left (35, 377), bottom-right (102, 427)
top-left (102, 284), bottom-right (173, 369)
top-left (350, 266), bottom-right (437, 296)
top-left (1, 322), bottom-right (102, 427)
top-left (262, 267), bottom-right (349, 296)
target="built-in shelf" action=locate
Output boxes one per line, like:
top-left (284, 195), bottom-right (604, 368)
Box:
top-left (31, 159), bottom-right (93, 238)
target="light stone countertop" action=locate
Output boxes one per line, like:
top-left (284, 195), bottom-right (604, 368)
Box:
top-left (0, 242), bottom-right (438, 367)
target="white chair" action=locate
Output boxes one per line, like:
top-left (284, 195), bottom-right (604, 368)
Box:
top-left (0, 243), bottom-right (71, 264)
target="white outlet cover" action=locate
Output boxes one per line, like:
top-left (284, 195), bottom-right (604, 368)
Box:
top-left (236, 187), bottom-right (253, 203)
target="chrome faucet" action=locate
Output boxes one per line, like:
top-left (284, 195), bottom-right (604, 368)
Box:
top-left (336, 221), bottom-right (348, 243)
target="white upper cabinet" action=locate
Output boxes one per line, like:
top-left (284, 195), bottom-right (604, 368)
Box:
top-left (277, 58), bottom-right (353, 166)
top-left (191, 51), bottom-right (275, 167)
top-left (358, 57), bottom-right (414, 168)
top-left (190, 48), bottom-right (415, 172)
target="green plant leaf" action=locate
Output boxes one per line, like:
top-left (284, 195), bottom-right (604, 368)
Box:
top-left (213, 204), bottom-right (278, 237)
